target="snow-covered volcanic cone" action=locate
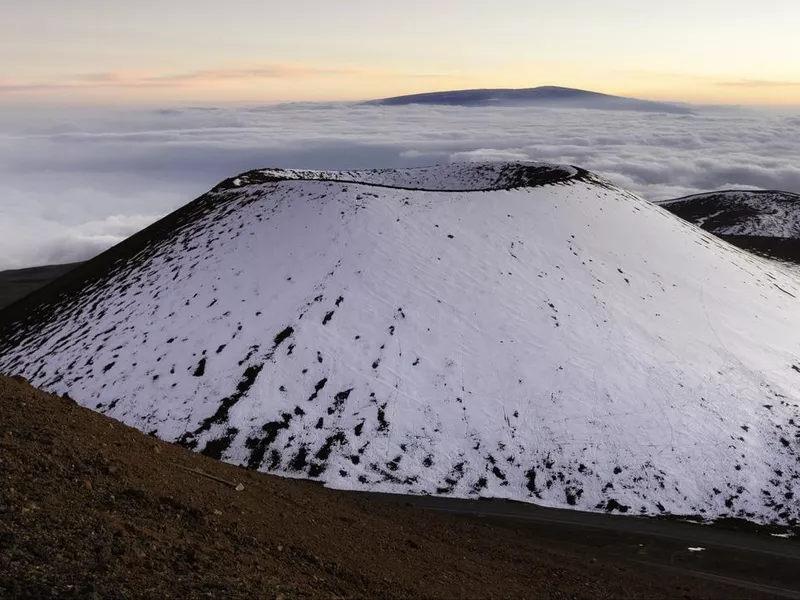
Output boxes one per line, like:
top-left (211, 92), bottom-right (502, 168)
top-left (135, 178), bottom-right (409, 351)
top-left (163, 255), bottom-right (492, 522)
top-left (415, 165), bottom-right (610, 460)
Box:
top-left (2, 162), bottom-right (799, 524)
top-left (659, 190), bottom-right (800, 265)
top-left (659, 190), bottom-right (800, 239)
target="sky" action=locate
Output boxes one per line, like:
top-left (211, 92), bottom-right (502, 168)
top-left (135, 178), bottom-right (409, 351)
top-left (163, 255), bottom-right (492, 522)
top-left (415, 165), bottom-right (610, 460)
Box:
top-left (2, 0), bottom-right (800, 106)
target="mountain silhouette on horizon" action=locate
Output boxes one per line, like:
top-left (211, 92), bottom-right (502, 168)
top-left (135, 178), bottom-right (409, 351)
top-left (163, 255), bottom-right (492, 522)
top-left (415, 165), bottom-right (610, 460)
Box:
top-left (365, 86), bottom-right (692, 113)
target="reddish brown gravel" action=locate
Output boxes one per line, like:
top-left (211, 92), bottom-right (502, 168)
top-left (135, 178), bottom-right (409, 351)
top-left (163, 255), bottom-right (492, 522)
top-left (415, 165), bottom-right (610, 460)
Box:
top-left (0, 375), bottom-right (755, 599)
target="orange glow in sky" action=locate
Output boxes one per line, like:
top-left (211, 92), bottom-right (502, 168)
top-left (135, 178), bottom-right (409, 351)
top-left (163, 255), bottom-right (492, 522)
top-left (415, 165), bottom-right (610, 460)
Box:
top-left (2, 0), bottom-right (799, 106)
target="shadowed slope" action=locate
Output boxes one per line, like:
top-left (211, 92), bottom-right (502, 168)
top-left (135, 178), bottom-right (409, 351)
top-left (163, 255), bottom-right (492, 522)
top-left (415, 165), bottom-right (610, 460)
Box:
top-left (0, 263), bottom-right (82, 310)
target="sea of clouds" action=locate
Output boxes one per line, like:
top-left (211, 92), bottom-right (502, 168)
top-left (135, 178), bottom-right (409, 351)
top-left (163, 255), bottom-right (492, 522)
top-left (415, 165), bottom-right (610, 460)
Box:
top-left (1, 102), bottom-right (799, 269)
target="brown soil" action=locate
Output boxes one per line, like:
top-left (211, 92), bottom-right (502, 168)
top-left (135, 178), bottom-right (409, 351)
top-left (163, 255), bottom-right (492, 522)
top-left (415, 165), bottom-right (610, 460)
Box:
top-left (0, 375), bottom-right (756, 599)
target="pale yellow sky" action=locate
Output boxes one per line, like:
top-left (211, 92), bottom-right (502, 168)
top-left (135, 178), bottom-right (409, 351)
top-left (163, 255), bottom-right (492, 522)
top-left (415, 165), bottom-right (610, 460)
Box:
top-left (2, 0), bottom-right (799, 106)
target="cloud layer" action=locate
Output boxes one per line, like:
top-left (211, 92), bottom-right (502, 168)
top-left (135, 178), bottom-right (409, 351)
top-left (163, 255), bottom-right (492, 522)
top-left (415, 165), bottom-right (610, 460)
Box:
top-left (1, 103), bottom-right (799, 269)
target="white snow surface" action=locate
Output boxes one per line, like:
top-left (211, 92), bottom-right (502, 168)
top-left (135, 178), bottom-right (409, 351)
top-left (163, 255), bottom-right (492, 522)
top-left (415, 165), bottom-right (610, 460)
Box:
top-left (658, 190), bottom-right (800, 238)
top-left (2, 162), bottom-right (800, 524)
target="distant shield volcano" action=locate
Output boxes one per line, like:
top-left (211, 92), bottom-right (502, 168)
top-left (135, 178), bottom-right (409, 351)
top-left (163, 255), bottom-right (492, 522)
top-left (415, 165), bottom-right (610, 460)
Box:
top-left (364, 86), bottom-right (692, 113)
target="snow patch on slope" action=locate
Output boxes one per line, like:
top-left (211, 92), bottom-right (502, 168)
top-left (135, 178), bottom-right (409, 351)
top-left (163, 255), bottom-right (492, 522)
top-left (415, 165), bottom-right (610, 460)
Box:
top-left (2, 162), bottom-right (800, 525)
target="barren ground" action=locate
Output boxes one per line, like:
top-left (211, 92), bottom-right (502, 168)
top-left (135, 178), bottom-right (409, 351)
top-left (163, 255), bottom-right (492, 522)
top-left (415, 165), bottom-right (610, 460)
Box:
top-left (0, 375), bottom-right (768, 599)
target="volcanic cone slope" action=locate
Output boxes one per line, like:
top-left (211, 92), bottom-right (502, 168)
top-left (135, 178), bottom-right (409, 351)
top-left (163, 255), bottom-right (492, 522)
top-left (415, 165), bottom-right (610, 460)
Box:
top-left (659, 190), bottom-right (800, 239)
top-left (659, 190), bottom-right (800, 265)
top-left (2, 162), bottom-right (800, 524)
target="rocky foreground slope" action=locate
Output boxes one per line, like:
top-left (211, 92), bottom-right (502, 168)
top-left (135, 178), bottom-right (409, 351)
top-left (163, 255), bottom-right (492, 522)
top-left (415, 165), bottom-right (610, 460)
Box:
top-left (2, 162), bottom-right (800, 525)
top-left (10, 374), bottom-right (753, 599)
